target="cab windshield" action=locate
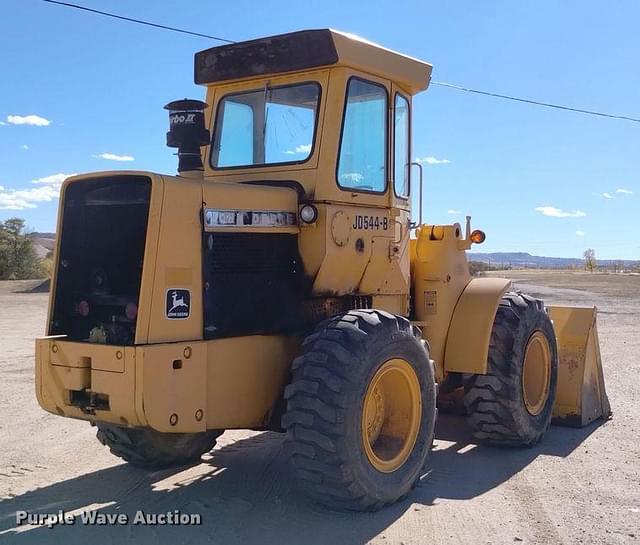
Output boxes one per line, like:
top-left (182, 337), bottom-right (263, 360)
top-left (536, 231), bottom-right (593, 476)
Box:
top-left (211, 82), bottom-right (320, 169)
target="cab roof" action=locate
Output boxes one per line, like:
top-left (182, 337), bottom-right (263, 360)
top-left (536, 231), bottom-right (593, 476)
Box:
top-left (194, 29), bottom-right (432, 95)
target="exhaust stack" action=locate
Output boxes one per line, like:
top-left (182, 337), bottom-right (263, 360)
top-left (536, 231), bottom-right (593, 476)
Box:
top-left (164, 99), bottom-right (210, 176)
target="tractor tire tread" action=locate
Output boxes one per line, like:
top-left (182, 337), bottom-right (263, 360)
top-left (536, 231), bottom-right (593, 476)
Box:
top-left (96, 424), bottom-right (221, 469)
top-left (464, 291), bottom-right (558, 446)
top-left (283, 309), bottom-right (434, 511)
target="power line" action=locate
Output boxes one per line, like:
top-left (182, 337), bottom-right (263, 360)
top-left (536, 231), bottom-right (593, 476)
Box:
top-left (42, 0), bottom-right (235, 43)
top-left (41, 0), bottom-right (640, 124)
top-left (431, 81), bottom-right (640, 123)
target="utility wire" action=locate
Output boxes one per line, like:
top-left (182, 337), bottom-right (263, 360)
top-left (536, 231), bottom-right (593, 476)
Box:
top-left (42, 0), bottom-right (640, 124)
top-left (431, 81), bottom-right (640, 123)
top-left (42, 0), bottom-right (236, 43)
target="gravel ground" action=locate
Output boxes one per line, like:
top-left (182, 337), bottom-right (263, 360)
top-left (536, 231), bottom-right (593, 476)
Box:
top-left (0, 273), bottom-right (638, 544)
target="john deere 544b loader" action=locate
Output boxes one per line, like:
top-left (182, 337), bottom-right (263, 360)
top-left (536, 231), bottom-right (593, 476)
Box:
top-left (36, 30), bottom-right (610, 510)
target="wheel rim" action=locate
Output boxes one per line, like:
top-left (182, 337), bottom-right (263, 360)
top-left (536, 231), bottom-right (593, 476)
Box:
top-left (361, 358), bottom-right (422, 473)
top-left (522, 331), bottom-right (552, 416)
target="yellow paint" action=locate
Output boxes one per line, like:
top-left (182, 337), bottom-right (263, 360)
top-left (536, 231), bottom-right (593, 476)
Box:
top-left (205, 335), bottom-right (298, 428)
top-left (411, 224), bottom-right (472, 380)
top-left (548, 306), bottom-right (611, 426)
top-left (522, 331), bottom-right (552, 415)
top-left (140, 342), bottom-right (208, 432)
top-left (371, 295), bottom-right (408, 317)
top-left (362, 358), bottom-right (422, 473)
top-left (145, 177), bottom-right (203, 344)
top-left (165, 267), bottom-right (193, 286)
top-left (135, 173), bottom-right (164, 344)
top-left (36, 337), bottom-right (145, 428)
top-left (36, 335), bottom-right (299, 432)
top-left (444, 277), bottom-right (512, 375)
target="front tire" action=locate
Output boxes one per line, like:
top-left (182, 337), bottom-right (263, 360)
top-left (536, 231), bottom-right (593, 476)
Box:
top-left (96, 424), bottom-right (222, 468)
top-left (464, 292), bottom-right (558, 446)
top-left (282, 309), bottom-right (436, 511)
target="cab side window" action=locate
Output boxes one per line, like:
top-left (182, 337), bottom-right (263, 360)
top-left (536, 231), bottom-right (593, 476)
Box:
top-left (337, 78), bottom-right (387, 193)
top-left (394, 94), bottom-right (410, 198)
top-left (217, 101), bottom-right (254, 167)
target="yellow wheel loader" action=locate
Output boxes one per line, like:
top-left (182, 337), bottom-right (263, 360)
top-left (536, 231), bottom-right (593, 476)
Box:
top-left (35, 29), bottom-right (610, 511)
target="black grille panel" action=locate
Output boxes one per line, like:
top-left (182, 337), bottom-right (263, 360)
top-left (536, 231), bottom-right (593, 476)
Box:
top-left (203, 232), bottom-right (305, 338)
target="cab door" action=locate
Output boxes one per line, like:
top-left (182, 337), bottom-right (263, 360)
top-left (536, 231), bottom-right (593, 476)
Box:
top-left (310, 72), bottom-right (410, 309)
top-left (357, 84), bottom-right (412, 302)
top-left (383, 84), bottom-right (413, 295)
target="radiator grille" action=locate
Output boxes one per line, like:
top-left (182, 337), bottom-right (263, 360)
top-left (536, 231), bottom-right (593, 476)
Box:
top-left (202, 232), bottom-right (305, 338)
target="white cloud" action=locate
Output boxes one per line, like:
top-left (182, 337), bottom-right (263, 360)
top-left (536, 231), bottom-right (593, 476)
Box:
top-left (0, 186), bottom-right (59, 210)
top-left (32, 173), bottom-right (75, 186)
top-left (284, 143), bottom-right (312, 155)
top-left (21, 144), bottom-right (29, 150)
top-left (0, 121), bottom-right (6, 126)
top-left (535, 206), bottom-right (586, 218)
top-left (0, 173), bottom-right (75, 210)
top-left (7, 114), bottom-right (51, 127)
top-left (415, 156), bottom-right (451, 165)
top-left (576, 230), bottom-right (586, 236)
top-left (93, 152), bottom-right (135, 162)
top-left (447, 209), bottom-right (461, 214)
top-left (602, 192), bottom-right (614, 199)
top-left (616, 188), bottom-right (633, 195)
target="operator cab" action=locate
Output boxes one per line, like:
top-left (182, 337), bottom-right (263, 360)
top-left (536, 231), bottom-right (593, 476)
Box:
top-left (195, 29), bottom-right (432, 210)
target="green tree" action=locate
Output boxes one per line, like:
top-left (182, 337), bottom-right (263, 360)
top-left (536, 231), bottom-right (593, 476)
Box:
top-left (0, 218), bottom-right (45, 280)
top-left (583, 248), bottom-right (597, 273)
top-left (468, 260), bottom-right (491, 276)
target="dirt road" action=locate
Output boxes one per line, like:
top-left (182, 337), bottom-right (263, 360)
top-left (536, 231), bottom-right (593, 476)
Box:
top-left (0, 273), bottom-right (638, 544)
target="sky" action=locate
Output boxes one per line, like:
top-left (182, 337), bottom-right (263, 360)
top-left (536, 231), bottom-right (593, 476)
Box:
top-left (1, 0), bottom-right (639, 259)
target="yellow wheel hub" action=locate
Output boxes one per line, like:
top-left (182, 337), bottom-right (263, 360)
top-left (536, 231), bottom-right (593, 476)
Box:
top-left (522, 331), bottom-right (552, 415)
top-left (361, 358), bottom-right (422, 473)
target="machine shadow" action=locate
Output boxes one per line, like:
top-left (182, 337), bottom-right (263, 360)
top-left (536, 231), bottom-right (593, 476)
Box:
top-left (0, 415), bottom-right (606, 545)
top-left (415, 413), bottom-right (606, 504)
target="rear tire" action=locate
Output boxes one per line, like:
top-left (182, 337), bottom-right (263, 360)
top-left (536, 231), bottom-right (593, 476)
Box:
top-left (96, 424), bottom-right (222, 469)
top-left (282, 309), bottom-right (436, 511)
top-left (464, 292), bottom-right (558, 446)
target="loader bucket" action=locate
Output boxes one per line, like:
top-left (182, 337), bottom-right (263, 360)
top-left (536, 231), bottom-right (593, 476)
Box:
top-left (548, 306), bottom-right (611, 427)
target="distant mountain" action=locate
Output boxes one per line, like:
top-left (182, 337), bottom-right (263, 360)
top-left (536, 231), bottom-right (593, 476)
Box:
top-left (29, 232), bottom-right (55, 240)
top-left (468, 252), bottom-right (640, 269)
top-left (27, 232), bottom-right (56, 259)
top-left (16, 232), bottom-right (640, 270)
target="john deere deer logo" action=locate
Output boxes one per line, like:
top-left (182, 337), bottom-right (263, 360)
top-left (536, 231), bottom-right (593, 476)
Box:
top-left (166, 289), bottom-right (190, 319)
